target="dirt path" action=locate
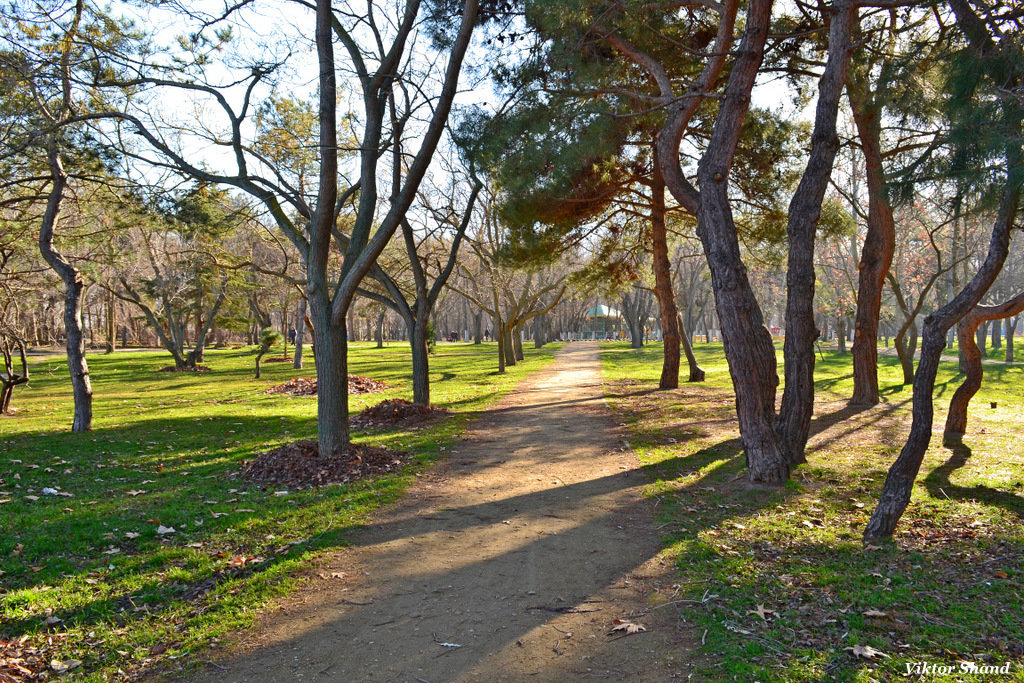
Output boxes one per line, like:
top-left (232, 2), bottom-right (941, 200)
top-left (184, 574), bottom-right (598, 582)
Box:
top-left (190, 343), bottom-right (692, 682)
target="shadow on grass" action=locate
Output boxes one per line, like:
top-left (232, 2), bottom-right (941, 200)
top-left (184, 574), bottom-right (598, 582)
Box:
top-left (924, 443), bottom-right (1024, 520)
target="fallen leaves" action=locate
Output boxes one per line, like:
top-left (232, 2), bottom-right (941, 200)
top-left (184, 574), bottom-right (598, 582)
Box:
top-left (242, 440), bottom-right (409, 489)
top-left (155, 525), bottom-right (176, 536)
top-left (1, 637), bottom-right (50, 681)
top-left (263, 375), bottom-right (392, 397)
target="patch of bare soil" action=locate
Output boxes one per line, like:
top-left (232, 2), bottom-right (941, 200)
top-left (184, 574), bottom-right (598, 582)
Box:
top-left (349, 398), bottom-right (450, 430)
top-left (0, 637), bottom-right (51, 682)
top-left (262, 375), bottom-right (391, 396)
top-left (159, 365), bottom-right (212, 373)
top-left (187, 343), bottom-right (692, 683)
top-left (242, 440), bottom-right (408, 489)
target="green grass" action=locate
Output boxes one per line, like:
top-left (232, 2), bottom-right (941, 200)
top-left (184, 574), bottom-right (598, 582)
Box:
top-left (0, 341), bottom-right (558, 681)
top-left (601, 341), bottom-right (1024, 682)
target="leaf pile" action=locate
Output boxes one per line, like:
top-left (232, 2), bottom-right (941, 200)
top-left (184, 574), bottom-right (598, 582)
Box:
top-left (242, 440), bottom-right (408, 488)
top-left (0, 637), bottom-right (49, 682)
top-left (158, 365), bottom-right (212, 373)
top-left (263, 375), bottom-right (392, 396)
top-left (262, 356), bottom-right (293, 363)
top-left (350, 399), bottom-right (451, 429)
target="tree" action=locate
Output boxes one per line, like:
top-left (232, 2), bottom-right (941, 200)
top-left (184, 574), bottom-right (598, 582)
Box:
top-left (356, 142), bottom-right (482, 405)
top-left (865, 0), bottom-right (1023, 539)
top-left (254, 327), bottom-right (282, 379)
top-left (943, 290), bottom-right (1024, 444)
top-left (110, 220), bottom-right (231, 371)
top-left (102, 0), bottom-right (482, 454)
top-left (598, 0), bottom-right (856, 477)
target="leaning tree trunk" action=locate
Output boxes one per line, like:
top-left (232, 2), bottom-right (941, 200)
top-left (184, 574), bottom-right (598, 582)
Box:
top-left (650, 154), bottom-right (681, 388)
top-left (865, 177), bottom-right (1019, 540)
top-left (775, 0), bottom-right (854, 465)
top-left (690, 0), bottom-right (788, 484)
top-left (678, 316), bottom-right (706, 382)
top-left (38, 147), bottom-right (91, 432)
top-left (0, 340), bottom-right (29, 414)
top-left (893, 318), bottom-right (917, 385)
top-left (943, 292), bottom-right (1024, 444)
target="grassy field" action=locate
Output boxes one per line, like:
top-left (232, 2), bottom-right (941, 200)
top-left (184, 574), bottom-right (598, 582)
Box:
top-left (601, 341), bottom-right (1023, 682)
top-left (0, 341), bottom-right (558, 681)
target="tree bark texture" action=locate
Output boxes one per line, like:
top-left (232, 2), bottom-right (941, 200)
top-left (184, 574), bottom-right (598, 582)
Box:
top-left (943, 292), bottom-right (1024, 443)
top-left (848, 84), bottom-right (896, 406)
top-left (678, 315), bottom-right (705, 382)
top-left (692, 0), bottom-right (788, 484)
top-left (865, 181), bottom-right (1019, 540)
top-left (410, 314), bottom-right (431, 405)
top-left (650, 157), bottom-right (681, 388)
top-left (38, 149), bottom-right (92, 432)
top-left (776, 0), bottom-right (855, 465)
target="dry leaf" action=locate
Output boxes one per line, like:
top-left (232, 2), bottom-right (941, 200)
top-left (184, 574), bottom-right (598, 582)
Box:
top-left (993, 570), bottom-right (1009, 579)
top-left (610, 622), bottom-right (646, 634)
top-left (50, 659), bottom-right (82, 674)
top-left (848, 644), bottom-right (888, 659)
top-left (126, 490), bottom-right (146, 496)
top-left (747, 604), bottom-right (776, 621)
top-left (155, 525), bottom-right (176, 535)
top-left (863, 609), bottom-right (888, 618)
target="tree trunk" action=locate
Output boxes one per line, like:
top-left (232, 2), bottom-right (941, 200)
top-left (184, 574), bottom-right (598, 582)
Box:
top-left (1006, 315), bottom-right (1017, 362)
top-left (294, 296), bottom-right (307, 369)
top-left (534, 313), bottom-right (547, 348)
top-left (502, 324), bottom-right (516, 367)
top-left (848, 85), bottom-right (897, 406)
top-left (775, 1), bottom-right (853, 465)
top-left (38, 147), bottom-right (91, 432)
top-left (495, 318), bottom-right (506, 372)
top-left (105, 290), bottom-right (116, 354)
top-left (310, 303), bottom-right (349, 456)
top-left (894, 319), bottom-right (916, 385)
top-left (697, 176), bottom-right (788, 484)
top-left (943, 292), bottom-right (1024, 443)
top-left (678, 315), bottom-right (705, 382)
top-left (991, 318), bottom-right (1001, 349)
top-left (650, 153), bottom-right (681, 388)
top-left (685, 0), bottom-right (787, 484)
top-left (375, 309), bottom-right (385, 348)
top-left (865, 172), bottom-right (1019, 540)
top-left (837, 316), bottom-right (847, 354)
top-left (410, 313), bottom-right (431, 405)
top-left (975, 320), bottom-right (988, 355)
top-left (473, 311), bottom-right (482, 344)
top-left (513, 327), bottom-right (524, 361)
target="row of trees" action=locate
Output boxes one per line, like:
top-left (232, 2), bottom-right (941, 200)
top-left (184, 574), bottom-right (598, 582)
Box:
top-left (2, 0), bottom-right (1021, 539)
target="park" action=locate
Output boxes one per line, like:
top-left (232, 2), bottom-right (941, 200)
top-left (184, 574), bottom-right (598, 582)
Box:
top-left (1, 0), bottom-right (1022, 680)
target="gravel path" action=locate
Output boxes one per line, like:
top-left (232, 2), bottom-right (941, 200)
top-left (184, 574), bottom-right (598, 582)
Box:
top-left (189, 342), bottom-right (691, 682)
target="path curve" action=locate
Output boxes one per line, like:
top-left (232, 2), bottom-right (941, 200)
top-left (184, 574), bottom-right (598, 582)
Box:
top-left (191, 343), bottom-right (689, 681)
